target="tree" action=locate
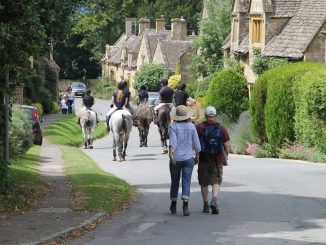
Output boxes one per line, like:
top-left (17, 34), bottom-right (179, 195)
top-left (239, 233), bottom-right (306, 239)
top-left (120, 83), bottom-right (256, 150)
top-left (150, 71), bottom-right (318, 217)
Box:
top-left (191, 0), bottom-right (232, 78)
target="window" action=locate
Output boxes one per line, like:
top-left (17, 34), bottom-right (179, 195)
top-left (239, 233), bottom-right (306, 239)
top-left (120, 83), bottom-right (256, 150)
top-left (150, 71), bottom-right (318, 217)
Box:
top-left (252, 19), bottom-right (264, 44)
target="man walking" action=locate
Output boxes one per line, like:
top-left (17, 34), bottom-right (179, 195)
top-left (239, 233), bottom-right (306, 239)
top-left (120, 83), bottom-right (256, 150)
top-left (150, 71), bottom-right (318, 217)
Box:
top-left (196, 106), bottom-right (230, 214)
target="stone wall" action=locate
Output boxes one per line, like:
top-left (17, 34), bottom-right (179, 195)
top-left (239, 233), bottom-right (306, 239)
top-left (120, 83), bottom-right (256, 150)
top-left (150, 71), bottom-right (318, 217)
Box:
top-left (304, 22), bottom-right (326, 63)
top-left (13, 85), bottom-right (24, 105)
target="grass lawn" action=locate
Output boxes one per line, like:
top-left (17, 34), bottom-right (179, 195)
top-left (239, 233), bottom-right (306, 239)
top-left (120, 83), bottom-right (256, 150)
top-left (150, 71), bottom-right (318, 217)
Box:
top-left (43, 115), bottom-right (107, 147)
top-left (62, 146), bottom-right (133, 212)
top-left (0, 146), bottom-right (48, 215)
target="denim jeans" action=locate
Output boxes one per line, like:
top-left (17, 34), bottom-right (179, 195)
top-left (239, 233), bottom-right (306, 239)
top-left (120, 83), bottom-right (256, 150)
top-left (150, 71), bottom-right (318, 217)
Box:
top-left (67, 100), bottom-right (73, 114)
top-left (170, 157), bottom-right (195, 201)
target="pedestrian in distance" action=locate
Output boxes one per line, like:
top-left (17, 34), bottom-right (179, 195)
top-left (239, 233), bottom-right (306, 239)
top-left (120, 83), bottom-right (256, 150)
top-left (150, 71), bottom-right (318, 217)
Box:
top-left (196, 106), bottom-right (230, 214)
top-left (137, 84), bottom-right (149, 105)
top-left (174, 83), bottom-right (189, 106)
top-left (66, 86), bottom-right (75, 114)
top-left (60, 95), bottom-right (68, 114)
top-left (169, 105), bottom-right (201, 216)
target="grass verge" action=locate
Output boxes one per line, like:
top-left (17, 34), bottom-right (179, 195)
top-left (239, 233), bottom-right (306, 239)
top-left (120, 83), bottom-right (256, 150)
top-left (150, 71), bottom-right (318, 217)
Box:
top-left (62, 146), bottom-right (133, 212)
top-left (43, 115), bottom-right (107, 147)
top-left (0, 146), bottom-right (48, 216)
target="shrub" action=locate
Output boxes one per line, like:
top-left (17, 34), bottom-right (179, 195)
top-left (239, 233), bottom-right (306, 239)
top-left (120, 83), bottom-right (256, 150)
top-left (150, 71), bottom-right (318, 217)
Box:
top-left (195, 75), bottom-right (213, 98)
top-left (254, 143), bottom-right (278, 158)
top-left (9, 107), bottom-right (33, 157)
top-left (205, 69), bottom-right (248, 122)
top-left (229, 111), bottom-right (252, 154)
top-left (38, 86), bottom-right (54, 113)
top-left (93, 81), bottom-right (116, 100)
top-left (51, 102), bottom-right (60, 114)
top-left (32, 103), bottom-right (43, 118)
top-left (293, 67), bottom-right (326, 153)
top-left (168, 74), bottom-right (181, 89)
top-left (134, 64), bottom-right (170, 91)
top-left (185, 81), bottom-right (197, 98)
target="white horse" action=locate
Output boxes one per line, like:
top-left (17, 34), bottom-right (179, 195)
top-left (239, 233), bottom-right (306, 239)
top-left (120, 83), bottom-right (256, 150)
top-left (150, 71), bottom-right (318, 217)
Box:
top-left (79, 109), bottom-right (97, 149)
top-left (108, 109), bottom-right (132, 162)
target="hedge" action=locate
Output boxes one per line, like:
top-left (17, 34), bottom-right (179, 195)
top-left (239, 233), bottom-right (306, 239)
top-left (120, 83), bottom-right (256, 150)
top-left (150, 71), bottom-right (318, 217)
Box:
top-left (205, 69), bottom-right (248, 122)
top-left (168, 74), bottom-right (181, 89)
top-left (134, 64), bottom-right (166, 91)
top-left (195, 75), bottom-right (213, 98)
top-left (250, 62), bottom-right (326, 152)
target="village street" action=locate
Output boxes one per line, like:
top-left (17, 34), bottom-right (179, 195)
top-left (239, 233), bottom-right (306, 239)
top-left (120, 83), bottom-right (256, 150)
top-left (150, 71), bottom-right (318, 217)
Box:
top-left (71, 98), bottom-right (326, 245)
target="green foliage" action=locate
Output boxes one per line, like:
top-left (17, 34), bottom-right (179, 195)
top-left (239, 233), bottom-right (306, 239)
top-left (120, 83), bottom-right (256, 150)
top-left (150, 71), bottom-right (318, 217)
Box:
top-left (205, 69), bottom-right (248, 122)
top-left (38, 87), bottom-right (54, 114)
top-left (254, 143), bottom-right (278, 158)
top-left (251, 48), bottom-right (288, 76)
top-left (93, 81), bottom-right (116, 100)
top-left (185, 81), bottom-right (198, 98)
top-left (32, 103), bottom-right (44, 118)
top-left (134, 64), bottom-right (166, 91)
top-left (293, 67), bottom-right (326, 153)
top-left (191, 0), bottom-right (232, 78)
top-left (9, 108), bottom-right (33, 157)
top-left (195, 75), bottom-right (213, 98)
top-left (229, 111), bottom-right (252, 154)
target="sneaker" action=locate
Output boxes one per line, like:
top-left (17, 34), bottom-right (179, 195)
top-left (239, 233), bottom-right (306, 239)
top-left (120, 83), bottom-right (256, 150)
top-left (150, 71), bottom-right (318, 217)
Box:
top-left (183, 202), bottom-right (190, 216)
top-left (203, 202), bottom-right (210, 213)
top-left (210, 199), bottom-right (219, 215)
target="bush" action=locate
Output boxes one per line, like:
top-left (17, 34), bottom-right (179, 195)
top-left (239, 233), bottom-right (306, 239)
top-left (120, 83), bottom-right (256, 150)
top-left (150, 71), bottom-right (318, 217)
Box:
top-left (9, 107), bottom-right (33, 157)
top-left (93, 81), bottom-right (116, 100)
top-left (32, 103), bottom-right (43, 118)
top-left (168, 74), bottom-right (181, 89)
top-left (195, 75), bottom-right (213, 98)
top-left (51, 102), bottom-right (60, 114)
top-left (134, 64), bottom-right (170, 91)
top-left (293, 67), bottom-right (326, 153)
top-left (205, 69), bottom-right (248, 122)
top-left (185, 81), bottom-right (197, 98)
top-left (38, 86), bottom-right (54, 113)
top-left (229, 111), bottom-right (252, 154)
top-left (254, 143), bottom-right (278, 158)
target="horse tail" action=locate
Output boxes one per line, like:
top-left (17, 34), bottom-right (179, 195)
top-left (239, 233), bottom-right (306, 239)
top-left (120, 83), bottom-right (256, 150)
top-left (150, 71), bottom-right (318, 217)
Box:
top-left (122, 114), bottom-right (127, 133)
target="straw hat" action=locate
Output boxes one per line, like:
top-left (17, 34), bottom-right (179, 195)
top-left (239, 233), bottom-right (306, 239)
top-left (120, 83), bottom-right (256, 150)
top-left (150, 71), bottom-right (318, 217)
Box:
top-left (170, 105), bottom-right (194, 121)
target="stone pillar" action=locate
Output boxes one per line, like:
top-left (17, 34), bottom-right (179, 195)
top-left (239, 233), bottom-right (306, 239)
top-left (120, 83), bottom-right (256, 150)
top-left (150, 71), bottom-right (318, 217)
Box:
top-left (156, 15), bottom-right (166, 33)
top-left (14, 85), bottom-right (24, 105)
top-left (139, 18), bottom-right (150, 35)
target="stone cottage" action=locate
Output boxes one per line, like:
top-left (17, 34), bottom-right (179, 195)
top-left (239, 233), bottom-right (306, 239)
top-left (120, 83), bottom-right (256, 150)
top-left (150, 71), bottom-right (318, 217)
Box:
top-left (102, 16), bottom-right (196, 89)
top-left (222, 0), bottom-right (326, 88)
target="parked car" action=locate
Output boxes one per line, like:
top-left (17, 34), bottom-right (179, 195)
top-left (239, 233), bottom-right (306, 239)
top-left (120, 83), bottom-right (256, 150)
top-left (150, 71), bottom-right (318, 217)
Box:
top-left (148, 92), bottom-right (159, 107)
top-left (70, 81), bottom-right (87, 97)
top-left (19, 105), bottom-right (43, 145)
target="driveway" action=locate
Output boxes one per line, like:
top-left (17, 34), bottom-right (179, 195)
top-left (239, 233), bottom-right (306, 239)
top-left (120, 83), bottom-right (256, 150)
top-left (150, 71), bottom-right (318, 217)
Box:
top-left (73, 98), bottom-right (326, 245)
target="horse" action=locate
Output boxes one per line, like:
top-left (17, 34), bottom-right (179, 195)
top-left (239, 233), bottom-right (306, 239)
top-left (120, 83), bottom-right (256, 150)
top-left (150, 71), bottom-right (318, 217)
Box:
top-left (79, 109), bottom-right (97, 149)
top-left (109, 109), bottom-right (133, 162)
top-left (157, 104), bottom-right (171, 154)
top-left (135, 103), bottom-right (152, 147)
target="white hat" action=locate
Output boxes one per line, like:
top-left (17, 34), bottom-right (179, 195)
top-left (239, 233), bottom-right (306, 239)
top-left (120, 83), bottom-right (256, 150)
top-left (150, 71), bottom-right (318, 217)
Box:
top-left (170, 105), bottom-right (194, 121)
top-left (205, 106), bottom-right (216, 117)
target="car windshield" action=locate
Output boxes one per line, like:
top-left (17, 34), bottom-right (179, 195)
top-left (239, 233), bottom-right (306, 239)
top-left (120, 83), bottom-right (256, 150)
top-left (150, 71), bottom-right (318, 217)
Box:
top-left (71, 82), bottom-right (86, 88)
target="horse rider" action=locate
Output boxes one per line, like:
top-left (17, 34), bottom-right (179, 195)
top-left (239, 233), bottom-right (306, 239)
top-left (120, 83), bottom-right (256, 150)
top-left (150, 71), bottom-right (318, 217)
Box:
top-left (106, 81), bottom-right (133, 130)
top-left (153, 79), bottom-right (174, 124)
top-left (137, 84), bottom-right (149, 105)
top-left (77, 89), bottom-right (98, 124)
top-left (174, 82), bottom-right (189, 106)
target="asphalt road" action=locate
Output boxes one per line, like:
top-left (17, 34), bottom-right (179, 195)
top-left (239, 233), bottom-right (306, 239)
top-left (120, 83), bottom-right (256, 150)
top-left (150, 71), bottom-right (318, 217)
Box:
top-left (73, 97), bottom-right (326, 245)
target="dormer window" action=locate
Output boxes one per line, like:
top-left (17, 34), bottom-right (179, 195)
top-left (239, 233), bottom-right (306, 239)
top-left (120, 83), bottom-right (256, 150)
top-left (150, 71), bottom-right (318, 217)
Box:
top-left (252, 18), bottom-right (264, 44)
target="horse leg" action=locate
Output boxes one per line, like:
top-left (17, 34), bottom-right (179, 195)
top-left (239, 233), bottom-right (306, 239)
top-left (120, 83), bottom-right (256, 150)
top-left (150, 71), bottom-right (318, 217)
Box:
top-left (89, 127), bottom-right (94, 149)
top-left (144, 123), bottom-right (149, 147)
top-left (138, 127), bottom-right (143, 147)
top-left (123, 133), bottom-right (130, 161)
top-left (82, 126), bottom-right (87, 149)
top-left (112, 133), bottom-right (117, 161)
top-left (117, 134), bottom-right (124, 162)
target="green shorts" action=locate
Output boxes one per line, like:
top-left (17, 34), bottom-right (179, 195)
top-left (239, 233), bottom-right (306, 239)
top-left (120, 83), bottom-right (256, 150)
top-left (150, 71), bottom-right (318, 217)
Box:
top-left (198, 160), bottom-right (223, 186)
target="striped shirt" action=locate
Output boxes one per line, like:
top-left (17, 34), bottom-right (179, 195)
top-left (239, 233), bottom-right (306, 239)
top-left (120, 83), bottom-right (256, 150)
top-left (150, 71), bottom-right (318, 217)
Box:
top-left (169, 122), bottom-right (201, 161)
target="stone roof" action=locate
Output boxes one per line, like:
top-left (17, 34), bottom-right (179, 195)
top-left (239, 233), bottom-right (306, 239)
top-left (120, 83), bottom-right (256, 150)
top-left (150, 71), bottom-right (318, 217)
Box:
top-left (221, 33), bottom-right (231, 50)
top-left (159, 40), bottom-right (193, 71)
top-left (143, 29), bottom-right (172, 62)
top-left (271, 0), bottom-right (303, 17)
top-left (263, 0), bottom-right (326, 59)
top-left (235, 33), bottom-right (249, 54)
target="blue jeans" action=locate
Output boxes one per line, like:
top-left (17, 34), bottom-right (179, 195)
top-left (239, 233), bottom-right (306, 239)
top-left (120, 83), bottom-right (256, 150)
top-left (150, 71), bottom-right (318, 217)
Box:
top-left (170, 157), bottom-right (195, 201)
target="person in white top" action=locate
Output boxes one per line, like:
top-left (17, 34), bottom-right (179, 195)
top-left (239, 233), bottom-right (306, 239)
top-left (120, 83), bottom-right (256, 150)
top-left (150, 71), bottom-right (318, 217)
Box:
top-left (60, 95), bottom-right (68, 114)
top-left (66, 87), bottom-right (75, 114)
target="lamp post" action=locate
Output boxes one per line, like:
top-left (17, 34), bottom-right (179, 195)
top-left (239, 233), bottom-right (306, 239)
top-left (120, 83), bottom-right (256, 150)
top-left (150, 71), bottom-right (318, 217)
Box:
top-left (3, 71), bottom-right (9, 163)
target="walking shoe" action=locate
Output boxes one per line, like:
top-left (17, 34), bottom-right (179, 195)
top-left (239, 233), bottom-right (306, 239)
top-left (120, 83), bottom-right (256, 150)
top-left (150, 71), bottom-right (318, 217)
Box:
top-left (203, 202), bottom-right (210, 213)
top-left (210, 198), bottom-right (219, 214)
top-left (183, 202), bottom-right (190, 216)
top-left (170, 201), bottom-right (177, 214)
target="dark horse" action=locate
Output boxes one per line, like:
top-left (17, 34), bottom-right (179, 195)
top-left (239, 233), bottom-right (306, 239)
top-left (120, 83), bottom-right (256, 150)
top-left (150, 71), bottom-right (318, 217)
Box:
top-left (157, 104), bottom-right (171, 154)
top-left (135, 103), bottom-right (152, 147)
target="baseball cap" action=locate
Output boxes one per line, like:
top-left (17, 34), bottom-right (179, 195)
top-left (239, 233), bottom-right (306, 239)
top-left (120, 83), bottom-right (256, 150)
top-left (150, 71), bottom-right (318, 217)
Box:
top-left (205, 106), bottom-right (216, 117)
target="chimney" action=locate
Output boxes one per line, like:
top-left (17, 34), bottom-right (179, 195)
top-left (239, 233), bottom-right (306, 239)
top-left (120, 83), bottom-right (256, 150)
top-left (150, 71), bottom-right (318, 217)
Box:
top-left (171, 17), bottom-right (187, 40)
top-left (125, 18), bottom-right (137, 37)
top-left (156, 15), bottom-right (166, 33)
top-left (139, 18), bottom-right (150, 35)
top-left (105, 45), bottom-right (111, 60)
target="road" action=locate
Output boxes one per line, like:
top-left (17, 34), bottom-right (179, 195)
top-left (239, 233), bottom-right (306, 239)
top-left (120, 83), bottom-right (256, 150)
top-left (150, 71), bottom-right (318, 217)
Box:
top-left (73, 97), bottom-right (326, 245)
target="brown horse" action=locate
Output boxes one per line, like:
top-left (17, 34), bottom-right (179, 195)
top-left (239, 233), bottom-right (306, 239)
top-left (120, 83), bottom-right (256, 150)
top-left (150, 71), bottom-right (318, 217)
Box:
top-left (135, 103), bottom-right (152, 147)
top-left (157, 104), bottom-right (171, 153)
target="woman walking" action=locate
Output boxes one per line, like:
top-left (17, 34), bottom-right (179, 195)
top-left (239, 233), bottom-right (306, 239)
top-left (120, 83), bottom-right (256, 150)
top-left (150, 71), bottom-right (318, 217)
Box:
top-left (169, 105), bottom-right (201, 216)
top-left (66, 86), bottom-right (75, 114)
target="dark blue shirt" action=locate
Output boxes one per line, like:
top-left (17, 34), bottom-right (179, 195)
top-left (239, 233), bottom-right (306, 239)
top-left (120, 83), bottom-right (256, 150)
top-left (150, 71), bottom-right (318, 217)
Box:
top-left (138, 91), bottom-right (149, 103)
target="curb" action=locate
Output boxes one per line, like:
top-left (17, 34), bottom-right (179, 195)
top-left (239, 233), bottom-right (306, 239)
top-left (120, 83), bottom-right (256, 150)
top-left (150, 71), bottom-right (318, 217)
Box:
top-left (22, 212), bottom-right (107, 245)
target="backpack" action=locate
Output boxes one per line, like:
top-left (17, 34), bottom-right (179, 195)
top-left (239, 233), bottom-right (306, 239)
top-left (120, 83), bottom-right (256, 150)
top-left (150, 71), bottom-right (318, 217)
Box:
top-left (200, 122), bottom-right (224, 156)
